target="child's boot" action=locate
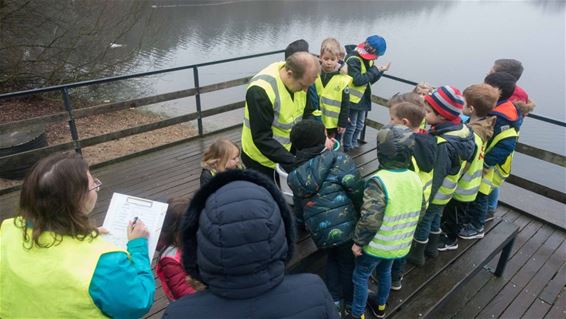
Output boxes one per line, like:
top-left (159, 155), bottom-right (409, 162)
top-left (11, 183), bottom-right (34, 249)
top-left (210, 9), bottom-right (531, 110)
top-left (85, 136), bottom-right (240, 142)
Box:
top-left (406, 239), bottom-right (427, 267)
top-left (425, 231), bottom-right (441, 258)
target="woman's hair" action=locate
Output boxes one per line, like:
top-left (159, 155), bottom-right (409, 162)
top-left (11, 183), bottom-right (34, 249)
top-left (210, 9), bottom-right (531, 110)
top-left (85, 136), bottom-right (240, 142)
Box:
top-left (201, 138), bottom-right (240, 172)
top-left (18, 152), bottom-right (97, 248)
top-left (157, 197), bottom-right (190, 251)
top-left (320, 37), bottom-right (342, 57)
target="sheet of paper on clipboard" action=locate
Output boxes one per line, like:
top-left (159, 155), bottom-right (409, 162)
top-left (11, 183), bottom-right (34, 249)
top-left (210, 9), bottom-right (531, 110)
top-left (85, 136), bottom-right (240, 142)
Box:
top-left (101, 193), bottom-right (168, 261)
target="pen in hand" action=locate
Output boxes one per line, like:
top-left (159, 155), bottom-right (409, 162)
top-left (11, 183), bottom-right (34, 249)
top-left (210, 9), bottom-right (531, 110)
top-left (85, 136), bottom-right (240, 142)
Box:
top-left (127, 216), bottom-right (149, 240)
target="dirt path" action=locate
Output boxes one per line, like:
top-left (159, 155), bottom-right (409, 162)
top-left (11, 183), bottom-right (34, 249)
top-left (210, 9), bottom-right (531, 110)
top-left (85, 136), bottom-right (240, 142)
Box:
top-left (0, 99), bottom-right (196, 190)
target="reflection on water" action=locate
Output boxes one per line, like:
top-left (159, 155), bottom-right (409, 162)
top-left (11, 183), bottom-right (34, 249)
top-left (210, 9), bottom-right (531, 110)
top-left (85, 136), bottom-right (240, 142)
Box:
top-left (2, 0), bottom-right (564, 190)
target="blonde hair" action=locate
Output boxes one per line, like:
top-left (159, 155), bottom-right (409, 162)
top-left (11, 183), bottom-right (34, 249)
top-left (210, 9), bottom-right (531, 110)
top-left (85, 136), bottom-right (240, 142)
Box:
top-left (413, 82), bottom-right (434, 96)
top-left (463, 84), bottom-right (500, 117)
top-left (320, 38), bottom-right (342, 58)
top-left (201, 138), bottom-right (240, 172)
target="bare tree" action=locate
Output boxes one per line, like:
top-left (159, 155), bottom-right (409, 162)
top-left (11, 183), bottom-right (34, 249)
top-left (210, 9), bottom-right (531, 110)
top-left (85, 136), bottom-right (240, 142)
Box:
top-left (0, 0), bottom-right (156, 92)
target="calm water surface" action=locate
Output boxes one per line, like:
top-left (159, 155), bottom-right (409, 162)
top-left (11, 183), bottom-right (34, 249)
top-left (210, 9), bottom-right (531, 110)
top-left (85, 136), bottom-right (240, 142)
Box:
top-left (97, 0), bottom-right (566, 191)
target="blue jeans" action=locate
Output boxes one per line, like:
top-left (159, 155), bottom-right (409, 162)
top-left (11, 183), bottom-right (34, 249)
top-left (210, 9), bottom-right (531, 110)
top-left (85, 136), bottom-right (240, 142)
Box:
top-left (343, 109), bottom-right (366, 151)
top-left (351, 253), bottom-right (393, 317)
top-left (325, 242), bottom-right (355, 306)
top-left (467, 192), bottom-right (489, 229)
top-left (413, 203), bottom-right (443, 242)
top-left (488, 187), bottom-right (500, 211)
top-left (391, 257), bottom-right (406, 282)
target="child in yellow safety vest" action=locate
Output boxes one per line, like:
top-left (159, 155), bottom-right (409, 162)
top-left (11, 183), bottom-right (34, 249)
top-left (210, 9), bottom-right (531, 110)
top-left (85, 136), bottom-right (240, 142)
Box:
top-left (438, 84), bottom-right (498, 250)
top-left (350, 125), bottom-right (426, 319)
top-left (459, 73), bottom-right (523, 239)
top-left (387, 93), bottom-right (437, 290)
top-left (315, 38), bottom-right (352, 140)
top-left (406, 86), bottom-right (475, 267)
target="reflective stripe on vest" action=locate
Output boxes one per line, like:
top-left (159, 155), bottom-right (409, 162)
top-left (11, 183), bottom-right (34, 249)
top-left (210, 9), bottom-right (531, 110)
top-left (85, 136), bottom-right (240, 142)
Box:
top-left (453, 132), bottom-right (484, 202)
top-left (241, 62), bottom-right (307, 168)
top-left (411, 156), bottom-right (433, 209)
top-left (0, 217), bottom-right (122, 318)
top-left (479, 127), bottom-right (519, 192)
top-left (363, 169), bottom-right (423, 259)
top-left (314, 74), bottom-right (352, 128)
top-left (431, 127), bottom-right (472, 205)
top-left (346, 56), bottom-right (373, 104)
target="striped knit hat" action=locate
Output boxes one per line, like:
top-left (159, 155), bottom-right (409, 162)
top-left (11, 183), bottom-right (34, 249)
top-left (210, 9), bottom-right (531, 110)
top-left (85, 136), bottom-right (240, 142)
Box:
top-left (424, 85), bottom-right (464, 122)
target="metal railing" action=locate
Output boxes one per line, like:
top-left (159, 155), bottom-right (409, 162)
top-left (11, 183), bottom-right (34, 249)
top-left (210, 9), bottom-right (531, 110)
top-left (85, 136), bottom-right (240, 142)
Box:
top-left (1, 49), bottom-right (565, 203)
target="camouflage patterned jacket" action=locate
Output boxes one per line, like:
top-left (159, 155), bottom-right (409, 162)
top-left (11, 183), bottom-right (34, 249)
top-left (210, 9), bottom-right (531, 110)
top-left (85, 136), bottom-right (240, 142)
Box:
top-left (288, 150), bottom-right (364, 248)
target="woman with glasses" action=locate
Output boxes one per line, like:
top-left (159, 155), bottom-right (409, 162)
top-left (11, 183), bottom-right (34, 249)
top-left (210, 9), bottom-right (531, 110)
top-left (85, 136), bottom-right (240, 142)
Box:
top-left (0, 152), bottom-right (155, 318)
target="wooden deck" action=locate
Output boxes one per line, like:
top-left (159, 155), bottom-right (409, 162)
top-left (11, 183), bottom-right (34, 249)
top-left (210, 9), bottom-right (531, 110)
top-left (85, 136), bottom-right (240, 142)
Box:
top-left (0, 126), bottom-right (564, 319)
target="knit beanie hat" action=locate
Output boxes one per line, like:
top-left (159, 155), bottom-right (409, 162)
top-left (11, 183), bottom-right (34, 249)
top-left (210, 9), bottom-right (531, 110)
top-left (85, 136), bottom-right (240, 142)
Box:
top-left (290, 119), bottom-right (326, 151)
top-left (424, 85), bottom-right (465, 122)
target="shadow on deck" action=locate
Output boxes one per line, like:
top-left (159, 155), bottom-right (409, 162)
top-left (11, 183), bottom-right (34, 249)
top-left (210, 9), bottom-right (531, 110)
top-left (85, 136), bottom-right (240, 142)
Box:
top-left (0, 126), bottom-right (564, 319)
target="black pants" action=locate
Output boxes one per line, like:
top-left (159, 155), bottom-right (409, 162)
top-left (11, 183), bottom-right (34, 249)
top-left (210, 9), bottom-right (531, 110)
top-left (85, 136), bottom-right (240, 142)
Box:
top-left (441, 199), bottom-right (470, 241)
top-left (241, 151), bottom-right (276, 180)
top-left (325, 241), bottom-right (355, 305)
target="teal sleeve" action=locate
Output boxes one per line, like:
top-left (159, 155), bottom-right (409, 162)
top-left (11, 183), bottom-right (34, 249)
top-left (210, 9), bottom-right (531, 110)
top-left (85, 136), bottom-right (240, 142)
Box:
top-left (89, 238), bottom-right (155, 319)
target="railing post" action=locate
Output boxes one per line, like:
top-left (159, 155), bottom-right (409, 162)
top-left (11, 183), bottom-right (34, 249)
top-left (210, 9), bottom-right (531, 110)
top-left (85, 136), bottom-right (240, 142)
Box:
top-left (193, 66), bottom-right (204, 136)
top-left (359, 110), bottom-right (368, 144)
top-left (61, 88), bottom-right (82, 154)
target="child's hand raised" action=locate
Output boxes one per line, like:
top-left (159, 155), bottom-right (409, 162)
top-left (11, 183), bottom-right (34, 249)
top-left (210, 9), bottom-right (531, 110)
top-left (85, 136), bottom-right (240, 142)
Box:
top-left (377, 62), bottom-right (391, 72)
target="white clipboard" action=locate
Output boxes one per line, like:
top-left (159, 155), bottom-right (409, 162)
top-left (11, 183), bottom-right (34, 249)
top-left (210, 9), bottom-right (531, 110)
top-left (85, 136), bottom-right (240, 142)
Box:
top-left (101, 193), bottom-right (168, 261)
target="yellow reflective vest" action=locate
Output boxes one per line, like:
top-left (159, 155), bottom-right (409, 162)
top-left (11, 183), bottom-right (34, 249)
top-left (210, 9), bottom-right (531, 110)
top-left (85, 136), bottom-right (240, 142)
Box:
top-left (453, 132), bottom-right (485, 202)
top-left (411, 156), bottom-right (433, 209)
top-left (345, 56), bottom-right (374, 104)
top-left (241, 62), bottom-right (307, 168)
top-left (314, 74), bottom-right (352, 129)
top-left (0, 217), bottom-right (122, 318)
top-left (479, 127), bottom-right (519, 194)
top-left (431, 125), bottom-right (473, 205)
top-left (364, 169), bottom-right (423, 259)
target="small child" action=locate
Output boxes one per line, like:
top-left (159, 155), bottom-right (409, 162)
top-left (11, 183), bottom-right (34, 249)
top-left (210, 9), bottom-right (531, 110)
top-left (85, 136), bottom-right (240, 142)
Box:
top-left (413, 82), bottom-right (434, 98)
top-left (406, 86), bottom-right (475, 267)
top-left (315, 38), bottom-right (352, 140)
top-left (350, 124), bottom-right (425, 319)
top-left (343, 35), bottom-right (391, 152)
top-left (200, 138), bottom-right (242, 186)
top-left (156, 197), bottom-right (205, 301)
top-left (287, 119), bottom-right (364, 314)
top-left (387, 96), bottom-right (437, 290)
top-left (438, 84), bottom-right (498, 250)
top-left (459, 73), bottom-right (522, 239)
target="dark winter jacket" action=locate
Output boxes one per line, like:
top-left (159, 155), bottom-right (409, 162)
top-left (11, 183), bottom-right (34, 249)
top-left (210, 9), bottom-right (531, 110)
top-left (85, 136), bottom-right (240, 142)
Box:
top-left (412, 130), bottom-right (437, 174)
top-left (199, 168), bottom-right (215, 186)
top-left (164, 169), bottom-right (339, 319)
top-left (429, 122), bottom-right (476, 200)
top-left (345, 51), bottom-right (383, 111)
top-left (287, 150), bottom-right (363, 248)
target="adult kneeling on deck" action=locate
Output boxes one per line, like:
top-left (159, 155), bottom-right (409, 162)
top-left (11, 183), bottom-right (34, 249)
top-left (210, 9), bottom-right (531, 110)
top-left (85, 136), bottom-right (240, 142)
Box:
top-left (163, 170), bottom-right (339, 319)
top-left (241, 51), bottom-right (321, 177)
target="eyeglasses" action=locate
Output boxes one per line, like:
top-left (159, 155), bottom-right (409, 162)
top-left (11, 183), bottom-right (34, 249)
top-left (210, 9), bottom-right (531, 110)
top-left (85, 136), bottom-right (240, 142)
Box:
top-left (89, 178), bottom-right (102, 192)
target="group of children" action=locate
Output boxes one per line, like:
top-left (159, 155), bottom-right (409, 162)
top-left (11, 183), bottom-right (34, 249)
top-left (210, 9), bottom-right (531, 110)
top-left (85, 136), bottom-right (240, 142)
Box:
top-left (153, 35), bottom-right (533, 318)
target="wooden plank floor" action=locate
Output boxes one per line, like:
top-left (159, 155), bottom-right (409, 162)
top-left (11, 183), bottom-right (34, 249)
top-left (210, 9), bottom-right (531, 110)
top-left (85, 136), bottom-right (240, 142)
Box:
top-left (0, 126), bottom-right (564, 319)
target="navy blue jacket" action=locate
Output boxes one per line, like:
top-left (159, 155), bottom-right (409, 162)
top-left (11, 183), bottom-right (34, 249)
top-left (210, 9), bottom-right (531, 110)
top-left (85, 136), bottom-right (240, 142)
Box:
top-left (345, 52), bottom-right (383, 111)
top-left (164, 170), bottom-right (339, 319)
top-left (288, 149), bottom-right (363, 248)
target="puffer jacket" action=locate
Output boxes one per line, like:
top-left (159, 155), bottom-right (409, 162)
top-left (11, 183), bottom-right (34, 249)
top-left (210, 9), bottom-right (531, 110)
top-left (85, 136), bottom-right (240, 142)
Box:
top-left (164, 169), bottom-right (339, 319)
top-left (287, 150), bottom-right (363, 248)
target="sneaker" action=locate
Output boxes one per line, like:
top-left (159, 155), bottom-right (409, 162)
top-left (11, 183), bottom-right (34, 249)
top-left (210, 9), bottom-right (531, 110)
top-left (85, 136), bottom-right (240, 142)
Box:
top-left (391, 277), bottom-right (403, 290)
top-left (343, 312), bottom-right (365, 319)
top-left (458, 224), bottom-right (485, 240)
top-left (485, 209), bottom-right (496, 222)
top-left (368, 301), bottom-right (386, 319)
top-left (437, 236), bottom-right (459, 251)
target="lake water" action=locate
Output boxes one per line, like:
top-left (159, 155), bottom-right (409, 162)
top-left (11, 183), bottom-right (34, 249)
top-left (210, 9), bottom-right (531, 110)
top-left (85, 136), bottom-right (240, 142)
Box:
top-left (76, 0), bottom-right (566, 191)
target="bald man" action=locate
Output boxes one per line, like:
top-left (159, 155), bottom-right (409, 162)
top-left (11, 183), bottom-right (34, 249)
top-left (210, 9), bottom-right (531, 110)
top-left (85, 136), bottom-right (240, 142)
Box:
top-left (241, 52), bottom-right (321, 177)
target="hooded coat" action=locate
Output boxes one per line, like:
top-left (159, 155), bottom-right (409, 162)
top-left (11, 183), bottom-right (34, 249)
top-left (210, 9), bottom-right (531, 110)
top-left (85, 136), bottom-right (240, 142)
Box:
top-left (287, 149), bottom-right (363, 248)
top-left (163, 170), bottom-right (339, 319)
